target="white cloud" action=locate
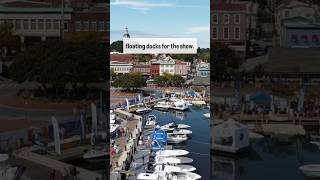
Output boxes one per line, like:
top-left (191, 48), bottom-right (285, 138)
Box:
top-left (111, 0), bottom-right (175, 9)
top-left (187, 25), bottom-right (210, 34)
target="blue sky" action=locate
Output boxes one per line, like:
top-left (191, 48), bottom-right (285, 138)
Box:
top-left (110, 0), bottom-right (210, 48)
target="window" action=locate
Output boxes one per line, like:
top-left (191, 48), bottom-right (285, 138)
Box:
top-left (234, 27), bottom-right (240, 40)
top-left (64, 21), bottom-right (68, 31)
top-left (285, 10), bottom-right (290, 17)
top-left (31, 19), bottom-right (36, 30)
top-left (15, 19), bottom-right (21, 30)
top-left (53, 19), bottom-right (59, 29)
top-left (213, 14), bottom-right (218, 24)
top-left (223, 14), bottom-right (229, 24)
top-left (46, 19), bottom-right (51, 30)
top-left (83, 21), bottom-right (89, 31)
top-left (212, 28), bottom-right (218, 39)
top-left (23, 19), bottom-right (29, 30)
top-left (234, 14), bottom-right (240, 24)
top-left (38, 19), bottom-right (44, 30)
top-left (75, 21), bottom-right (81, 31)
top-left (90, 21), bottom-right (97, 31)
top-left (98, 21), bottom-right (104, 31)
top-left (223, 27), bottom-right (229, 39)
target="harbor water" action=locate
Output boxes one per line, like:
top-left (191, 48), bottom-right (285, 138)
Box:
top-left (212, 127), bottom-right (320, 180)
top-left (150, 106), bottom-right (210, 180)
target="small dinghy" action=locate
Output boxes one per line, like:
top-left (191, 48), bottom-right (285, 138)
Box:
top-left (154, 164), bottom-right (196, 173)
top-left (167, 134), bottom-right (188, 144)
top-left (137, 173), bottom-right (159, 180)
top-left (154, 156), bottom-right (193, 164)
top-left (299, 164), bottom-right (320, 177)
top-left (156, 149), bottom-right (189, 157)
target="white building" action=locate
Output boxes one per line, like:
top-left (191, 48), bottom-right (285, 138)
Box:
top-left (212, 119), bottom-right (249, 153)
top-left (152, 55), bottom-right (175, 76)
top-left (110, 54), bottom-right (135, 75)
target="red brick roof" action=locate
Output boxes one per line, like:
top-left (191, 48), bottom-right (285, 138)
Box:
top-left (211, 3), bottom-right (247, 11)
top-left (175, 60), bottom-right (189, 65)
top-left (110, 54), bottom-right (136, 63)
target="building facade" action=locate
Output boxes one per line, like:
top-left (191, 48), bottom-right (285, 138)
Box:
top-left (110, 54), bottom-right (135, 75)
top-left (196, 62), bottom-right (210, 77)
top-left (150, 63), bottom-right (160, 77)
top-left (132, 64), bottom-right (150, 77)
top-left (175, 60), bottom-right (191, 78)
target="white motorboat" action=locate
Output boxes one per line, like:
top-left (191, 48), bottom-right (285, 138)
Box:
top-left (167, 134), bottom-right (188, 144)
top-left (156, 149), bottom-right (189, 157)
top-left (83, 148), bottom-right (108, 162)
top-left (110, 124), bottom-right (119, 134)
top-left (137, 173), bottom-right (159, 180)
top-left (136, 106), bottom-right (152, 113)
top-left (161, 122), bottom-right (190, 130)
top-left (146, 115), bottom-right (157, 127)
top-left (184, 100), bottom-right (193, 106)
top-left (165, 172), bottom-right (202, 180)
top-left (203, 113), bottom-right (210, 118)
top-left (171, 100), bottom-right (189, 111)
top-left (310, 134), bottom-right (320, 149)
top-left (167, 129), bottom-right (192, 135)
top-left (154, 156), bottom-right (193, 164)
top-left (154, 101), bottom-right (171, 110)
top-left (299, 164), bottom-right (320, 177)
top-left (154, 164), bottom-right (196, 173)
top-left (110, 111), bottom-right (116, 124)
top-left (169, 97), bottom-right (180, 102)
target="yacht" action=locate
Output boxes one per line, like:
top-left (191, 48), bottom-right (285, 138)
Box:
top-left (154, 164), bottom-right (196, 173)
top-left (167, 134), bottom-right (188, 144)
top-left (203, 113), bottom-right (210, 118)
top-left (146, 115), bottom-right (157, 127)
top-left (156, 149), bottom-right (189, 157)
top-left (154, 101), bottom-right (171, 111)
top-left (161, 122), bottom-right (190, 130)
top-left (171, 100), bottom-right (189, 111)
top-left (136, 106), bottom-right (152, 114)
top-left (299, 164), bottom-right (320, 177)
top-left (154, 156), bottom-right (193, 164)
top-left (167, 172), bottom-right (202, 180)
top-left (137, 173), bottom-right (159, 180)
top-left (167, 129), bottom-right (192, 135)
top-left (83, 147), bottom-right (109, 162)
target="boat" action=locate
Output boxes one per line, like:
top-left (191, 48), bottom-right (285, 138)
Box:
top-left (137, 173), bottom-right (159, 180)
top-left (310, 134), bottom-right (320, 149)
top-left (154, 164), bottom-right (196, 173)
top-left (136, 106), bottom-right (152, 114)
top-left (167, 129), bottom-right (192, 135)
top-left (249, 131), bottom-right (264, 140)
top-left (83, 148), bottom-right (109, 162)
top-left (146, 115), bottom-right (157, 127)
top-left (110, 123), bottom-right (119, 134)
top-left (167, 172), bottom-right (202, 180)
top-left (110, 111), bottom-right (116, 124)
top-left (156, 149), bottom-right (189, 157)
top-left (167, 134), bottom-right (188, 144)
top-left (171, 100), bottom-right (189, 111)
top-left (161, 122), bottom-right (190, 130)
top-left (203, 113), bottom-right (210, 118)
top-left (299, 164), bottom-right (320, 177)
top-left (154, 156), bottom-right (193, 164)
top-left (154, 101), bottom-right (171, 110)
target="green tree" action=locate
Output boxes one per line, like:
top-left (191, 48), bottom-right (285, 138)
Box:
top-left (171, 74), bottom-right (185, 87)
top-left (110, 40), bottom-right (123, 53)
top-left (113, 72), bottom-right (146, 90)
top-left (0, 23), bottom-right (20, 64)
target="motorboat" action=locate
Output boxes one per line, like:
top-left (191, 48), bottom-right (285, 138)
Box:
top-left (136, 106), bottom-right (152, 114)
top-left (171, 100), bottom-right (189, 111)
top-left (299, 164), bottom-right (320, 177)
top-left (184, 100), bottom-right (193, 106)
top-left (169, 97), bottom-right (180, 102)
top-left (249, 131), bottom-right (264, 140)
top-left (154, 164), bottom-right (196, 173)
top-left (168, 172), bottom-right (202, 180)
top-left (167, 129), bottom-right (192, 135)
top-left (156, 149), bottom-right (189, 157)
top-left (167, 134), bottom-right (188, 144)
top-left (161, 122), bottom-right (190, 130)
top-left (137, 173), bottom-right (159, 180)
top-left (154, 156), bottom-right (193, 164)
top-left (154, 101), bottom-right (171, 110)
top-left (110, 111), bottom-right (116, 124)
top-left (203, 113), bottom-right (210, 118)
top-left (146, 115), bottom-right (157, 127)
top-left (110, 123), bottom-right (119, 134)
top-left (83, 148), bottom-right (109, 162)
top-left (310, 134), bottom-right (320, 149)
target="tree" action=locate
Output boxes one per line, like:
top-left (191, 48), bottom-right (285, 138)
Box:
top-left (0, 23), bottom-right (20, 64)
top-left (110, 40), bottom-right (123, 53)
top-left (154, 75), bottom-right (168, 87)
top-left (212, 42), bottom-right (241, 79)
top-left (171, 75), bottom-right (185, 87)
top-left (113, 72), bottom-right (146, 90)
top-left (153, 73), bottom-right (185, 87)
top-left (110, 68), bottom-right (116, 80)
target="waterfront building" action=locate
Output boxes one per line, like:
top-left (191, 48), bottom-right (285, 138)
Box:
top-left (174, 60), bottom-right (191, 78)
top-left (132, 63), bottom-right (150, 78)
top-left (110, 54), bottom-right (135, 75)
top-left (151, 54), bottom-right (175, 76)
top-left (196, 62), bottom-right (210, 77)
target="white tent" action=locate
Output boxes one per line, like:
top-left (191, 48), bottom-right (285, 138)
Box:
top-left (212, 119), bottom-right (249, 153)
